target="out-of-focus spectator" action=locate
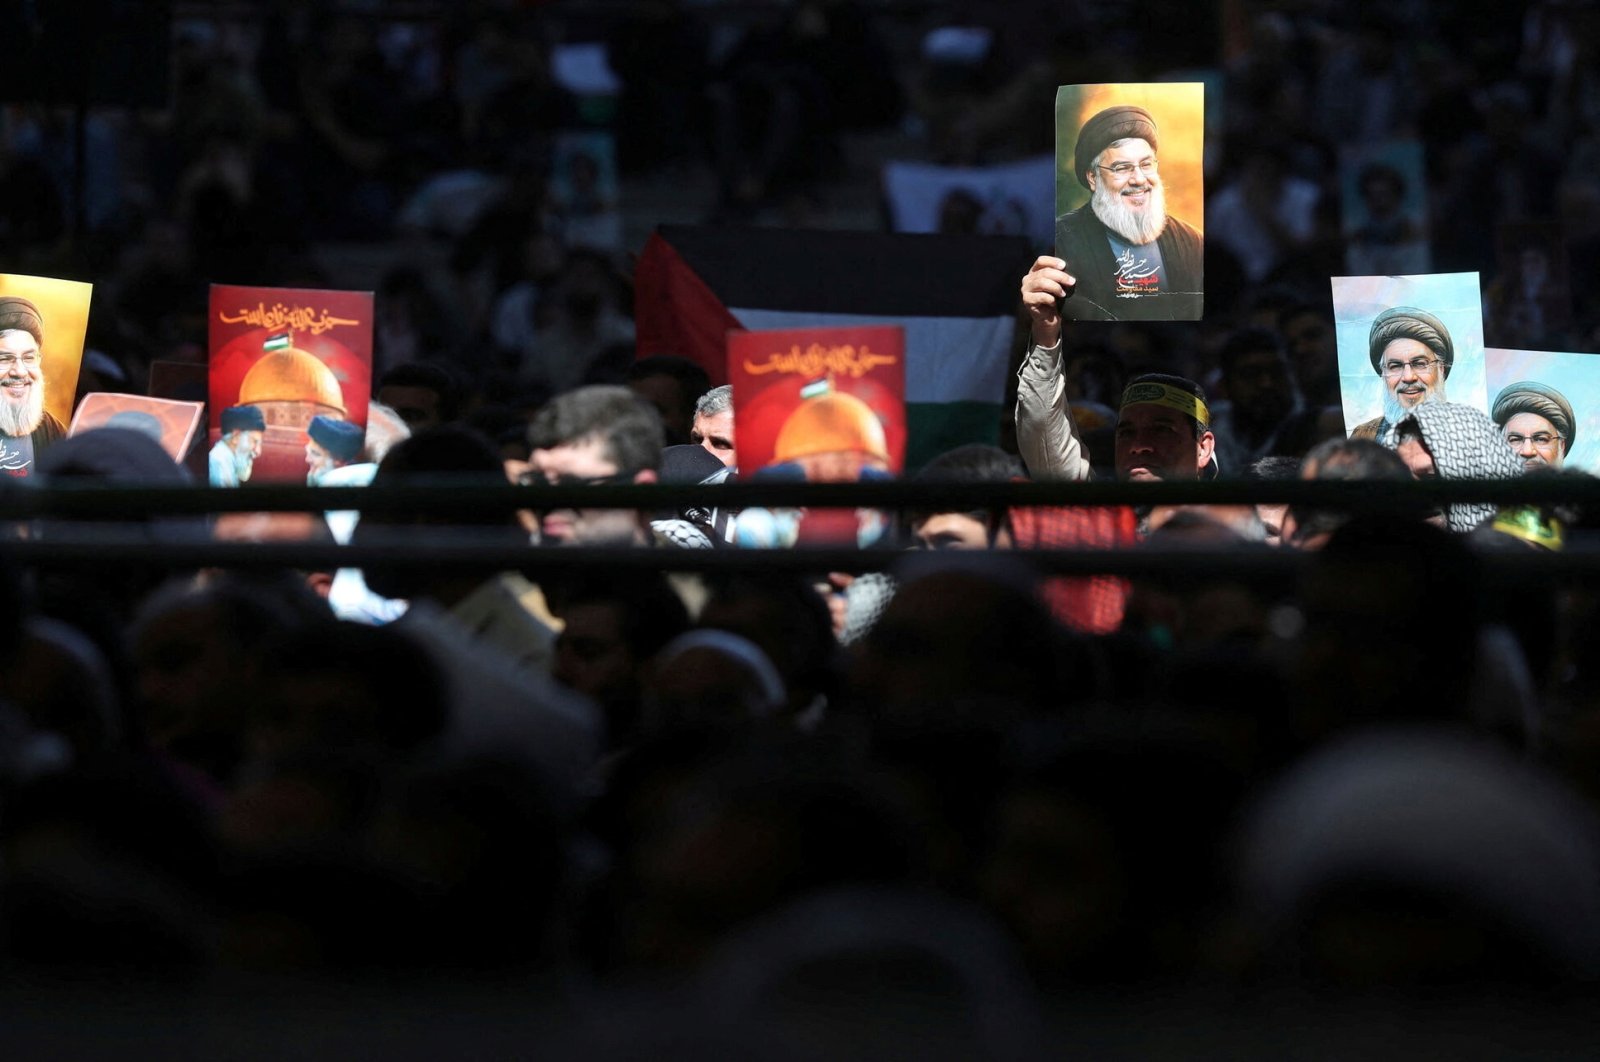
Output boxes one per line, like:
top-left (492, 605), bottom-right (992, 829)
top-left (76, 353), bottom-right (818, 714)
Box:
top-left (705, 0), bottom-right (902, 219)
top-left (628, 355), bottom-right (712, 449)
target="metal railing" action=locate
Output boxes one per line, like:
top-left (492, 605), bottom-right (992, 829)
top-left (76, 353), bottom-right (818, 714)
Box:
top-left (0, 477), bottom-right (1592, 580)
top-left (6, 475), bottom-right (1600, 517)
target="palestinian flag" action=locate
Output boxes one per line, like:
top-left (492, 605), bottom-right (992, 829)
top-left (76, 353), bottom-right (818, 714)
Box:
top-left (635, 225), bottom-right (1034, 468)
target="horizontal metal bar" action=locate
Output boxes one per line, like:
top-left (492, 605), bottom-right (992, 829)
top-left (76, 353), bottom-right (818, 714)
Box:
top-left (4, 476), bottom-right (1599, 516)
top-left (3, 530), bottom-right (1596, 581)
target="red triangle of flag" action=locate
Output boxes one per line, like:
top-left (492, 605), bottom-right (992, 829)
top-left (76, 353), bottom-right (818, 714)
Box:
top-left (634, 231), bottom-right (745, 387)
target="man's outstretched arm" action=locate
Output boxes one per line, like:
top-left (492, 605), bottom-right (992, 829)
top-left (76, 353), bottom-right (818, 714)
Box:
top-left (1015, 256), bottom-right (1091, 481)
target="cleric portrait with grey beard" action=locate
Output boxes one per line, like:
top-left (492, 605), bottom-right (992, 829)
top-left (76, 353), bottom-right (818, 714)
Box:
top-left (1054, 102), bottom-right (1204, 322)
top-left (0, 295), bottom-right (65, 479)
top-left (1348, 306), bottom-right (1455, 442)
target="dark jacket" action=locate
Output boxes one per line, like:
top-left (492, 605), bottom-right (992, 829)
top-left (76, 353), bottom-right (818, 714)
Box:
top-left (32, 409), bottom-right (65, 455)
top-left (1055, 205), bottom-right (1204, 321)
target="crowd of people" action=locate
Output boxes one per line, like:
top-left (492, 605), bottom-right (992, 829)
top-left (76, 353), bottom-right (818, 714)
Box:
top-left (5, 0), bottom-right (1600, 1053)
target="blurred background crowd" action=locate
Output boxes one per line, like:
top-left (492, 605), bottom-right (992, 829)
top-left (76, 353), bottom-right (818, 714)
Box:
top-left (27, 0), bottom-right (1600, 421)
top-left (6, 1), bottom-right (1600, 1056)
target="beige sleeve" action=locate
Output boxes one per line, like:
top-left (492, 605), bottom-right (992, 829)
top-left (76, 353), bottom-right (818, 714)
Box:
top-left (1015, 339), bottom-right (1092, 481)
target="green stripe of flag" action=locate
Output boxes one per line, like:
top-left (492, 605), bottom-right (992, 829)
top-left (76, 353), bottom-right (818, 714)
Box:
top-left (905, 401), bottom-right (1004, 471)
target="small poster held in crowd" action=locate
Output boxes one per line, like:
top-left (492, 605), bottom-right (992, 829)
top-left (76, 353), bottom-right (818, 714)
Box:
top-left (883, 155), bottom-right (1056, 250)
top-left (551, 130), bottom-right (623, 251)
top-left (1332, 272), bottom-right (1487, 439)
top-left (1485, 347), bottom-right (1600, 475)
top-left (69, 393), bottom-right (204, 464)
top-left (1487, 222), bottom-right (1573, 349)
top-left (0, 273), bottom-right (92, 479)
top-left (1054, 82), bottom-right (1205, 320)
top-left (728, 324), bottom-right (905, 547)
top-left (1340, 140), bottom-right (1431, 277)
top-left (207, 284), bottom-right (373, 487)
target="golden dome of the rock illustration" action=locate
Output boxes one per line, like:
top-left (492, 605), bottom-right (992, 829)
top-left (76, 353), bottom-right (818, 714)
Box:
top-left (774, 386), bottom-right (888, 463)
top-left (239, 347), bottom-right (346, 413)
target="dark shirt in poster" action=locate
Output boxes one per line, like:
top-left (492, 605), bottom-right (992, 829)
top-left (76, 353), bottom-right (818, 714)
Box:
top-left (0, 411), bottom-right (63, 478)
top-left (0, 433), bottom-right (34, 478)
top-left (1054, 205), bottom-right (1203, 321)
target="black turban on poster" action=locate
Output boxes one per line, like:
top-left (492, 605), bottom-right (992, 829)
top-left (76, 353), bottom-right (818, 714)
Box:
top-left (1492, 380), bottom-right (1575, 444)
top-left (1074, 105), bottom-right (1159, 189)
top-left (1367, 306), bottom-right (1454, 376)
top-left (0, 296), bottom-right (43, 346)
top-left (308, 415), bottom-right (364, 462)
top-left (220, 405), bottom-right (265, 433)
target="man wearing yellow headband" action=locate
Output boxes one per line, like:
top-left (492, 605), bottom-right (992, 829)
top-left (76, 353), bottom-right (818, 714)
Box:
top-left (1015, 258), bottom-right (1215, 483)
top-left (1112, 373), bottom-right (1216, 481)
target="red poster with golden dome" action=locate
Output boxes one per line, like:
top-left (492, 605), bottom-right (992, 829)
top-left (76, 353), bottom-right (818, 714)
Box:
top-left (207, 284), bottom-right (374, 486)
top-left (728, 324), bottom-right (905, 547)
top-left (729, 324), bottom-right (906, 480)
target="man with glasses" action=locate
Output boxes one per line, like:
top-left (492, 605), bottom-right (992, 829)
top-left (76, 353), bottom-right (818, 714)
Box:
top-left (0, 296), bottom-right (63, 478)
top-left (1048, 104), bottom-right (1203, 322)
top-left (524, 384), bottom-right (675, 547)
top-left (1491, 380), bottom-right (1573, 471)
top-left (1352, 306), bottom-right (1455, 441)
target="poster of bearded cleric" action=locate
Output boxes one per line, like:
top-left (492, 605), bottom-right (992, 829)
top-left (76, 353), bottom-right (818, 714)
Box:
top-left (207, 284), bottom-right (373, 487)
top-left (1054, 83), bottom-right (1205, 321)
top-left (728, 324), bottom-right (905, 548)
top-left (0, 275), bottom-right (91, 479)
top-left (1485, 348), bottom-right (1600, 474)
top-left (1331, 272), bottom-right (1489, 441)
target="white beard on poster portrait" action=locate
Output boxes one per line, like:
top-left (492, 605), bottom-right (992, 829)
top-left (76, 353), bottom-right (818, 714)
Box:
top-left (1382, 375), bottom-right (1445, 428)
top-left (0, 372), bottom-right (45, 437)
top-left (1091, 176), bottom-right (1169, 246)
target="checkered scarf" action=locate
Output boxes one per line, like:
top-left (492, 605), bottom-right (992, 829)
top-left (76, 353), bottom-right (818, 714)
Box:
top-left (1380, 401), bottom-right (1523, 533)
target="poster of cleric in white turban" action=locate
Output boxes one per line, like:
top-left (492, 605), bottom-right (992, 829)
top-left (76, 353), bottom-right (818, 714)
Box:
top-left (1485, 347), bottom-right (1600, 474)
top-left (1332, 272), bottom-right (1488, 440)
top-left (1054, 83), bottom-right (1205, 321)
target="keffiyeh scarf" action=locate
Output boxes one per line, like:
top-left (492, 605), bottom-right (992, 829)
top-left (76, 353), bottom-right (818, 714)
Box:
top-left (1380, 401), bottom-right (1524, 533)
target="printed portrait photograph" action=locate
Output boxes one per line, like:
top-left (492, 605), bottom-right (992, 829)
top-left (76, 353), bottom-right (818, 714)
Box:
top-left (1054, 82), bottom-right (1205, 321)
